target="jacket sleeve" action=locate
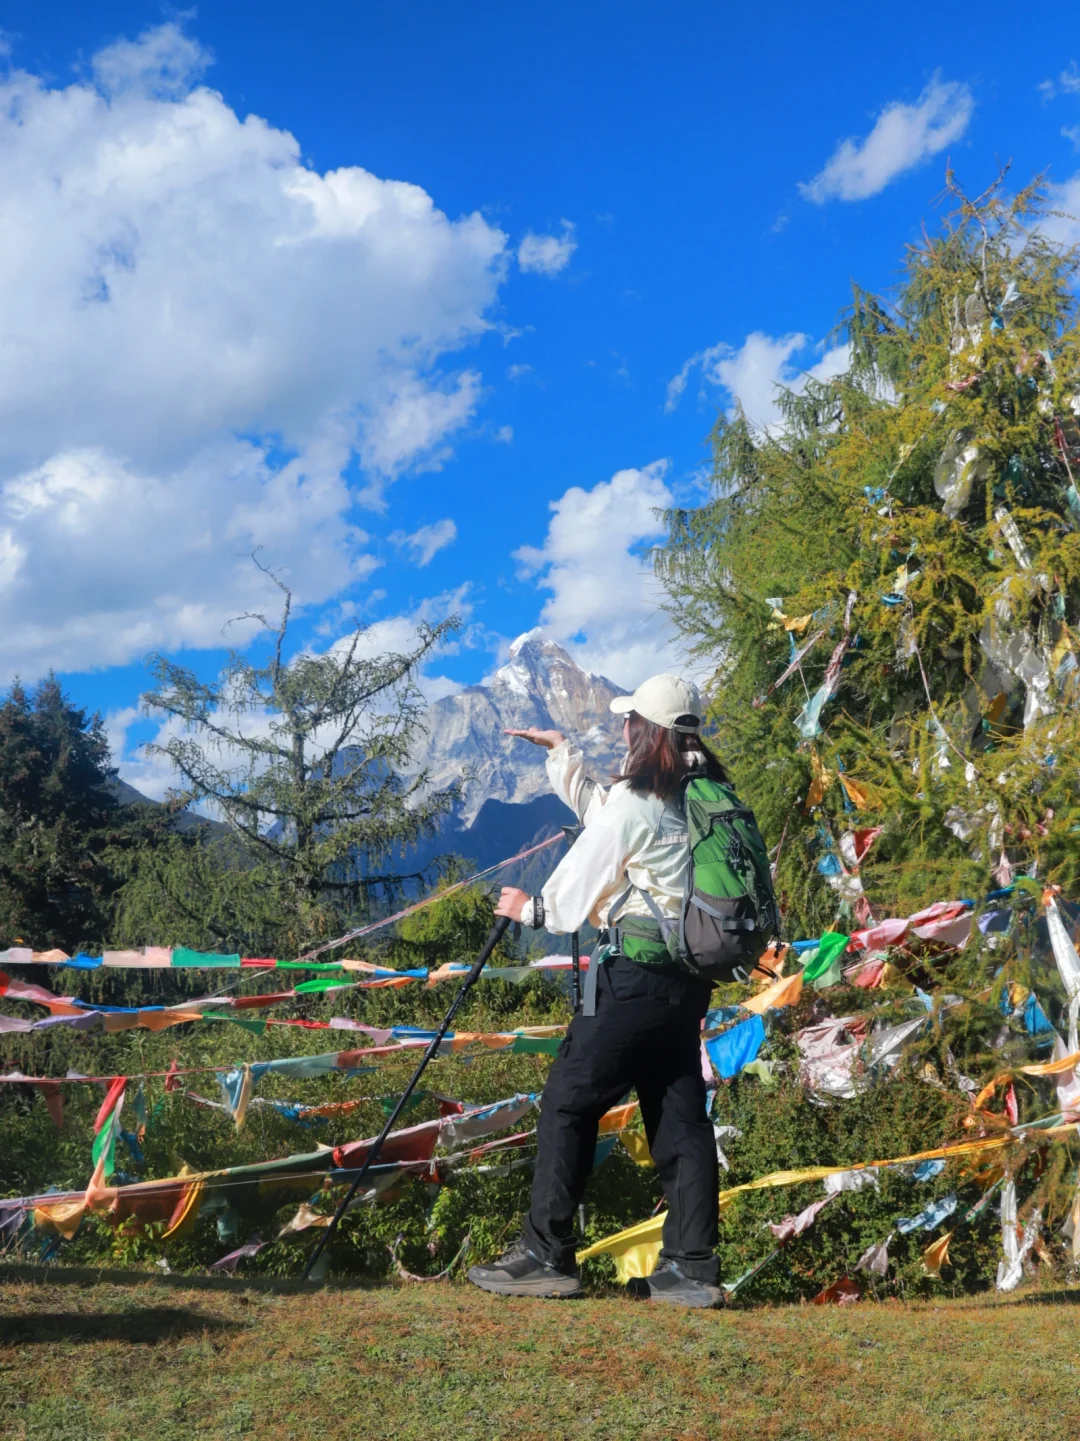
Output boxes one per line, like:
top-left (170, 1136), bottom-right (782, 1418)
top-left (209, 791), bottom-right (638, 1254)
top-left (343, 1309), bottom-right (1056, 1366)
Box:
top-left (537, 803), bottom-right (629, 935)
top-left (545, 740), bottom-right (607, 825)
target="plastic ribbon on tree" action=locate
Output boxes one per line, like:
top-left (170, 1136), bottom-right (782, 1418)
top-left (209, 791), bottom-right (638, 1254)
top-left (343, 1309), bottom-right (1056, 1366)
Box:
top-left (766, 1195), bottom-right (834, 1242)
top-left (1043, 888), bottom-right (1080, 1052)
top-left (704, 1014), bottom-right (766, 1080)
top-left (795, 592), bottom-right (857, 740)
top-left (933, 431), bottom-right (989, 519)
top-left (798, 931), bottom-right (851, 990)
top-left (896, 1193), bottom-right (957, 1234)
top-left (855, 1235), bottom-right (891, 1276)
top-left (741, 970), bottom-right (803, 1015)
top-left (994, 1181), bottom-right (1042, 1292)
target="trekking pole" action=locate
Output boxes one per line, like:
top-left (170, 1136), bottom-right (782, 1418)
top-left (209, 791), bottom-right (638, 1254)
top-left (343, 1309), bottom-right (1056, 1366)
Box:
top-left (303, 915), bottom-right (512, 1281)
top-left (561, 825), bottom-right (583, 1013)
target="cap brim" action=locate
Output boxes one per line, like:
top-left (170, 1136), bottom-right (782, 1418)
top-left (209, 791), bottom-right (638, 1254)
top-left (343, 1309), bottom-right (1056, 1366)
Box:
top-left (609, 695), bottom-right (635, 716)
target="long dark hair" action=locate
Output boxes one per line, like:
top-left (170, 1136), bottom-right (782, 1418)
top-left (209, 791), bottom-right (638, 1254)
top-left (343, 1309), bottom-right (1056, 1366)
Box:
top-left (614, 711), bottom-right (729, 799)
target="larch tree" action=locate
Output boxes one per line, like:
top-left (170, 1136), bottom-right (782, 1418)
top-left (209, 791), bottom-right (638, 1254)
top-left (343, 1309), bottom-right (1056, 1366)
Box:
top-left (657, 173), bottom-right (1080, 976)
top-left (131, 581), bottom-right (461, 955)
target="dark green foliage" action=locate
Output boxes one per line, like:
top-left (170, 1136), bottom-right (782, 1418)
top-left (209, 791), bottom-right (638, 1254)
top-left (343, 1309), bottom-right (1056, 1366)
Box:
top-left (0, 677), bottom-right (166, 952)
top-left (110, 829), bottom-right (291, 957)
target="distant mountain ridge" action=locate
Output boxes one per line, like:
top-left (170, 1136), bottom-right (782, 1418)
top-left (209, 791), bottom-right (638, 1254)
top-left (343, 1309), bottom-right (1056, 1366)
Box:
top-left (107, 776), bottom-right (227, 835)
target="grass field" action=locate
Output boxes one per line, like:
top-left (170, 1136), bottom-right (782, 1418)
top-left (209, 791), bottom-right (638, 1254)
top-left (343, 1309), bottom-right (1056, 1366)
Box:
top-left (2, 1272), bottom-right (1079, 1441)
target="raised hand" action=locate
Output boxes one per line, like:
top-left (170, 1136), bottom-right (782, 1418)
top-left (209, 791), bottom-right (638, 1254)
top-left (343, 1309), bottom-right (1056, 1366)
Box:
top-left (504, 727), bottom-right (565, 750)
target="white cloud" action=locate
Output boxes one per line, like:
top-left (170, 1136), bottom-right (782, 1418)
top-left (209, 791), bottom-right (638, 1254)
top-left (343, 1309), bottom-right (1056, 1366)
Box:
top-left (800, 75), bottom-right (973, 204)
top-left (90, 20), bottom-right (209, 97)
top-left (517, 221), bottom-right (576, 276)
top-left (0, 23), bottom-right (508, 680)
top-left (1039, 63), bottom-right (1080, 102)
top-left (1035, 174), bottom-right (1080, 247)
top-left (514, 461), bottom-right (691, 687)
top-left (390, 518), bottom-right (457, 567)
top-left (666, 332), bottom-right (850, 433)
top-left (357, 373), bottom-right (483, 494)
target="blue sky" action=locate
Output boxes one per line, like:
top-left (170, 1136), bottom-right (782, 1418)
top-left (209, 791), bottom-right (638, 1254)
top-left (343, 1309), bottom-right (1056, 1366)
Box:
top-left (2, 2), bottom-right (1080, 794)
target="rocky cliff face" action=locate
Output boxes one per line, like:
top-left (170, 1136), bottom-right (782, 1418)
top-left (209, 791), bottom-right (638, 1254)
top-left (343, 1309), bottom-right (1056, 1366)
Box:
top-left (409, 631), bottom-right (627, 824)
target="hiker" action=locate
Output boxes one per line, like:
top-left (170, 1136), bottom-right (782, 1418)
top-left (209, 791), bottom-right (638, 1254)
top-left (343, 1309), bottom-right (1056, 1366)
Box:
top-left (467, 674), bottom-right (733, 1308)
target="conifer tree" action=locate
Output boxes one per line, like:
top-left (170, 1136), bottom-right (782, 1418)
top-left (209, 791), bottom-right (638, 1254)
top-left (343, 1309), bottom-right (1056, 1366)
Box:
top-left (658, 173), bottom-right (1080, 957)
top-left (0, 676), bottom-right (163, 950)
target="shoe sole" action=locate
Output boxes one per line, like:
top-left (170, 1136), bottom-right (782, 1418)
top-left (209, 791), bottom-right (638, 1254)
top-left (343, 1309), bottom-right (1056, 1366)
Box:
top-left (468, 1272), bottom-right (582, 1298)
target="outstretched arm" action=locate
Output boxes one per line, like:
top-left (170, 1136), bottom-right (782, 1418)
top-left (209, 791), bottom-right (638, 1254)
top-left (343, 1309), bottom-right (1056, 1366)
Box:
top-left (505, 729), bottom-right (607, 824)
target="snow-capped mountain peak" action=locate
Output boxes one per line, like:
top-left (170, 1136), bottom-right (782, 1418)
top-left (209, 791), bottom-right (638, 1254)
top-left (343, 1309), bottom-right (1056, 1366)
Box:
top-left (409, 633), bottom-right (627, 823)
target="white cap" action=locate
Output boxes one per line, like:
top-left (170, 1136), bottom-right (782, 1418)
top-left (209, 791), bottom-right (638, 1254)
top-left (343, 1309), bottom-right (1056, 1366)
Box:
top-left (610, 673), bottom-right (702, 732)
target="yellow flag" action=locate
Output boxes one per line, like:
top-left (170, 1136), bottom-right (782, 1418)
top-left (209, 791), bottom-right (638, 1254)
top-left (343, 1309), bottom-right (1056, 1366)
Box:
top-left (620, 1130), bottom-right (654, 1167)
top-left (162, 1179), bottom-right (206, 1241)
top-left (741, 970), bottom-right (803, 1016)
top-left (32, 1198), bottom-right (87, 1240)
top-left (1020, 1050), bottom-right (1080, 1077)
top-left (922, 1230), bottom-right (953, 1277)
top-left (614, 1240), bottom-right (663, 1283)
top-left (838, 774), bottom-right (877, 809)
top-left (598, 1101), bottom-right (640, 1134)
top-left (578, 1212), bottom-right (665, 1274)
top-left (805, 748), bottom-right (833, 809)
top-left (578, 1133), bottom-right (1022, 1267)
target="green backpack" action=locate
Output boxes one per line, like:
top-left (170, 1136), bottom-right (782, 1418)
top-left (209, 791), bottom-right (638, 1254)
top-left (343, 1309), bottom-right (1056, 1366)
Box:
top-left (679, 776), bottom-right (781, 981)
top-left (610, 776), bottom-right (781, 982)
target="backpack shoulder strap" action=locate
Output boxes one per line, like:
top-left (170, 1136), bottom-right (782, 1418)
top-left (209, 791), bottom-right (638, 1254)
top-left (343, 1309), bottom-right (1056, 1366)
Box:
top-left (607, 881), bottom-right (666, 926)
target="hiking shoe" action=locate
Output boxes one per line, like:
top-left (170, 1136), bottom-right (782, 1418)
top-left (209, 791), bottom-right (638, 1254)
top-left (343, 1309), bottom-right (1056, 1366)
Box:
top-left (467, 1239), bottom-right (582, 1298)
top-left (626, 1260), bottom-right (724, 1308)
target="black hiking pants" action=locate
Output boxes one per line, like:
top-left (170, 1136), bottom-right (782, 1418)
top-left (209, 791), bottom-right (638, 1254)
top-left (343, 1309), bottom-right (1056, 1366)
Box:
top-left (524, 952), bottom-right (719, 1282)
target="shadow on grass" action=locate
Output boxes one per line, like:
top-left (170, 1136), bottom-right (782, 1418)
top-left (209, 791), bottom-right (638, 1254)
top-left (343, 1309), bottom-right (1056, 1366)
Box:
top-left (0, 1306), bottom-right (244, 1345)
top-left (997, 1287), bottom-right (1080, 1307)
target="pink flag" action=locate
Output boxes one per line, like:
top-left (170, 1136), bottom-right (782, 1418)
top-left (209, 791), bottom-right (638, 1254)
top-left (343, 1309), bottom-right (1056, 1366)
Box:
top-left (767, 1195), bottom-right (833, 1243)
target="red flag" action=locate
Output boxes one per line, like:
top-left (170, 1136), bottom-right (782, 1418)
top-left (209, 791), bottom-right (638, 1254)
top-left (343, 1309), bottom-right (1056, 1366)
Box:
top-left (812, 1275), bottom-right (861, 1305)
top-left (93, 1076), bottom-right (126, 1133)
top-left (1004, 1082), bottom-right (1018, 1126)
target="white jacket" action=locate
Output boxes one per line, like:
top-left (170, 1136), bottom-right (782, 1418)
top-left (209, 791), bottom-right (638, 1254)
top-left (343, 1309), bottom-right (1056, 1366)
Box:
top-left (521, 741), bottom-right (689, 935)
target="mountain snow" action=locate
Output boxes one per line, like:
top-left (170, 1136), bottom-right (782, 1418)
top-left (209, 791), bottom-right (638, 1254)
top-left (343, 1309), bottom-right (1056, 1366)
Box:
top-left (408, 633), bottom-right (627, 823)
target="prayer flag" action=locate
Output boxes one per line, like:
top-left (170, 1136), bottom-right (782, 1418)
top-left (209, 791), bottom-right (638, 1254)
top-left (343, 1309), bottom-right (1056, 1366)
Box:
top-left (855, 1236), bottom-right (890, 1275)
top-left (922, 1230), bottom-right (953, 1277)
top-left (812, 1276), bottom-right (861, 1304)
top-left (91, 1078), bottom-right (126, 1182)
